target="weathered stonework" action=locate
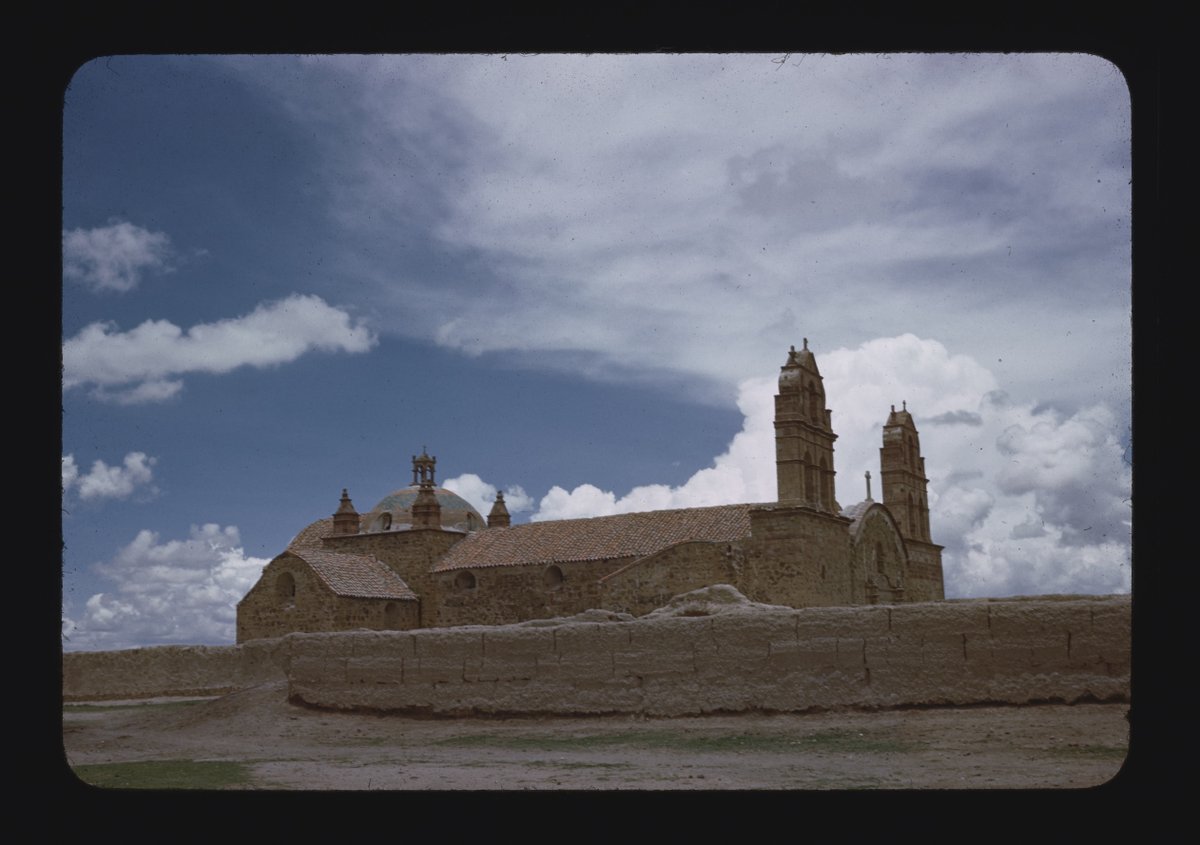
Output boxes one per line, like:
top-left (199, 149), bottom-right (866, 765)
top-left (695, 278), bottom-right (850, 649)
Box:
top-left (236, 343), bottom-right (945, 643)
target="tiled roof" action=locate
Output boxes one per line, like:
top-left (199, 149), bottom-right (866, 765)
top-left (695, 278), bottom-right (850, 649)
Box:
top-left (288, 547), bottom-right (417, 601)
top-left (288, 517), bottom-right (334, 550)
top-left (432, 503), bottom-right (756, 572)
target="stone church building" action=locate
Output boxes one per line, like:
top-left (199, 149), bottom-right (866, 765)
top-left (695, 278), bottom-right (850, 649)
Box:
top-left (236, 342), bottom-right (944, 642)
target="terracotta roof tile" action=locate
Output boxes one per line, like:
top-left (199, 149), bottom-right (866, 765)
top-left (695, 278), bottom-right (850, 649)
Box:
top-left (287, 514), bottom-right (372, 550)
top-left (432, 503), bottom-right (755, 572)
top-left (288, 547), bottom-right (417, 601)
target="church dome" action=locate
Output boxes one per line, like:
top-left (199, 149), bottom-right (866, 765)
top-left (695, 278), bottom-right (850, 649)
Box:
top-left (363, 486), bottom-right (486, 534)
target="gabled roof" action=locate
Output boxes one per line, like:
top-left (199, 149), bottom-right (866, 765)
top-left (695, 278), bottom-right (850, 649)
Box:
top-left (287, 547), bottom-right (417, 601)
top-left (432, 503), bottom-right (756, 572)
top-left (840, 499), bottom-right (875, 526)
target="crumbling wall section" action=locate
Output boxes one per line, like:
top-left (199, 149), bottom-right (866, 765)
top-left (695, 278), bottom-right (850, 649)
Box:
top-left (62, 637), bottom-right (290, 701)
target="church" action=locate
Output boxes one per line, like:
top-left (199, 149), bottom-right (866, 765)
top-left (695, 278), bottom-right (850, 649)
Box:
top-left (236, 342), bottom-right (944, 642)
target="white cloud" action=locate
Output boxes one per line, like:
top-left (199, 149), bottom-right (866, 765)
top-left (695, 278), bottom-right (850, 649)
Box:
top-left (61, 455), bottom-right (79, 492)
top-left (62, 451), bottom-right (157, 501)
top-left (63, 220), bottom-right (174, 293)
top-left (528, 334), bottom-right (1130, 598)
top-left (62, 524), bottom-right (269, 651)
top-left (443, 473), bottom-right (533, 518)
top-left (246, 54), bottom-right (1128, 416)
top-left (62, 294), bottom-right (377, 403)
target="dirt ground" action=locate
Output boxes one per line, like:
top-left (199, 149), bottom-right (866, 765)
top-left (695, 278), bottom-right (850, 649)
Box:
top-left (62, 682), bottom-right (1129, 790)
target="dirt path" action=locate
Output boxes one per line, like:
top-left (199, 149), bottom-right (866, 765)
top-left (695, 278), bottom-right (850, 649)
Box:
top-left (62, 682), bottom-right (1129, 790)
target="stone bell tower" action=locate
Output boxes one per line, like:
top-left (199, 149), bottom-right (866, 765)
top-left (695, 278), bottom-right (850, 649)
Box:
top-left (410, 448), bottom-right (442, 529)
top-left (880, 402), bottom-right (931, 543)
top-left (774, 339), bottom-right (839, 513)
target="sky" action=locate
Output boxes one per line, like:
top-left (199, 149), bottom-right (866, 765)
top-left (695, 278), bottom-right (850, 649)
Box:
top-left (61, 53), bottom-right (1132, 651)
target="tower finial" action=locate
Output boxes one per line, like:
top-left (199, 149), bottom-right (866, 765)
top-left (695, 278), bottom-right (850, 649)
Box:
top-left (865, 470), bottom-right (872, 501)
top-left (803, 337), bottom-right (808, 350)
top-left (902, 400), bottom-right (907, 411)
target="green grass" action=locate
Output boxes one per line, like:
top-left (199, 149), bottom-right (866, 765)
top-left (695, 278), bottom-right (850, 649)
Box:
top-left (64, 700), bottom-right (206, 713)
top-left (70, 760), bottom-right (253, 790)
top-left (1050, 744), bottom-right (1127, 760)
top-left (435, 729), bottom-right (916, 755)
top-left (794, 729), bottom-right (916, 754)
top-left (525, 760), bottom-right (635, 770)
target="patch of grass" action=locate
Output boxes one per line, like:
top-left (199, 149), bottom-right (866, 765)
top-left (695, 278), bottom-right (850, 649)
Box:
top-left (1051, 744), bottom-right (1127, 760)
top-left (64, 700), bottom-right (206, 713)
top-left (793, 729), bottom-right (916, 754)
top-left (70, 759), bottom-right (252, 790)
top-left (525, 760), bottom-right (634, 770)
top-left (435, 730), bottom-right (914, 755)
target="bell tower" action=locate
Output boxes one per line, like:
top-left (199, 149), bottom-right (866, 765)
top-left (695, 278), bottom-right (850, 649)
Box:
top-left (410, 448), bottom-right (442, 529)
top-left (880, 402), bottom-right (931, 542)
top-left (774, 339), bottom-right (839, 513)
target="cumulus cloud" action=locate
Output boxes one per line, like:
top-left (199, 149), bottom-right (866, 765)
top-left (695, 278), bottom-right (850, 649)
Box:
top-left (532, 374), bottom-right (777, 522)
top-left (62, 524), bottom-right (269, 651)
top-left (62, 452), bottom-right (157, 501)
top-left (63, 294), bottom-right (377, 403)
top-left (527, 334), bottom-right (1130, 598)
top-left (443, 473), bottom-right (533, 518)
top-left (63, 220), bottom-right (174, 293)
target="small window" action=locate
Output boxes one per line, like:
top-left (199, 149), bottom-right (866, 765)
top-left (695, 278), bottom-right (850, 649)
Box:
top-left (276, 571), bottom-right (296, 607)
top-left (543, 565), bottom-right (564, 589)
top-left (454, 570), bottom-right (477, 591)
top-left (384, 602), bottom-right (403, 629)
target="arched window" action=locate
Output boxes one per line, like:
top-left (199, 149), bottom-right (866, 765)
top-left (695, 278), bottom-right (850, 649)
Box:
top-left (276, 572), bottom-right (296, 608)
top-left (875, 541), bottom-right (885, 574)
top-left (454, 570), bottom-right (477, 591)
top-left (384, 602), bottom-right (403, 629)
top-left (543, 565), bottom-right (564, 589)
top-left (372, 512), bottom-right (393, 532)
top-left (804, 449), bottom-right (816, 502)
top-left (907, 493), bottom-right (916, 536)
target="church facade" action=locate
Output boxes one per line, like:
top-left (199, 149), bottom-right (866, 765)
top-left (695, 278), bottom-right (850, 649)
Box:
top-left (236, 342), bottom-right (944, 642)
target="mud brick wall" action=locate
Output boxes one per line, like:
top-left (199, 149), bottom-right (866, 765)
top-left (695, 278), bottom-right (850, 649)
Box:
top-left (287, 595), bottom-right (1131, 716)
top-left (62, 638), bottom-right (290, 701)
top-left (63, 595), bottom-right (1129, 711)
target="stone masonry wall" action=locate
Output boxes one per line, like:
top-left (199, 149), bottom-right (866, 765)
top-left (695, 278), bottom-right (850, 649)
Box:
top-left (432, 558), bottom-right (631, 628)
top-left (742, 507), bottom-right (856, 608)
top-left (64, 594), bottom-right (1130, 713)
top-left (322, 530), bottom-right (463, 626)
top-left (236, 553), bottom-right (420, 642)
top-left (598, 542), bottom-right (740, 617)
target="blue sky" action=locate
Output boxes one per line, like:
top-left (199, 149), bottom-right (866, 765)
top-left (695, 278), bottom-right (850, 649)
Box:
top-left (61, 54), bottom-right (1132, 651)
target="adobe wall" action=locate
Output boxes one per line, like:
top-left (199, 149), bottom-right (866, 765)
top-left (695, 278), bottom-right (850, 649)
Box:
top-left (64, 592), bottom-right (1130, 713)
top-left (62, 637), bottom-right (290, 701)
top-left (287, 593), bottom-right (1131, 716)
